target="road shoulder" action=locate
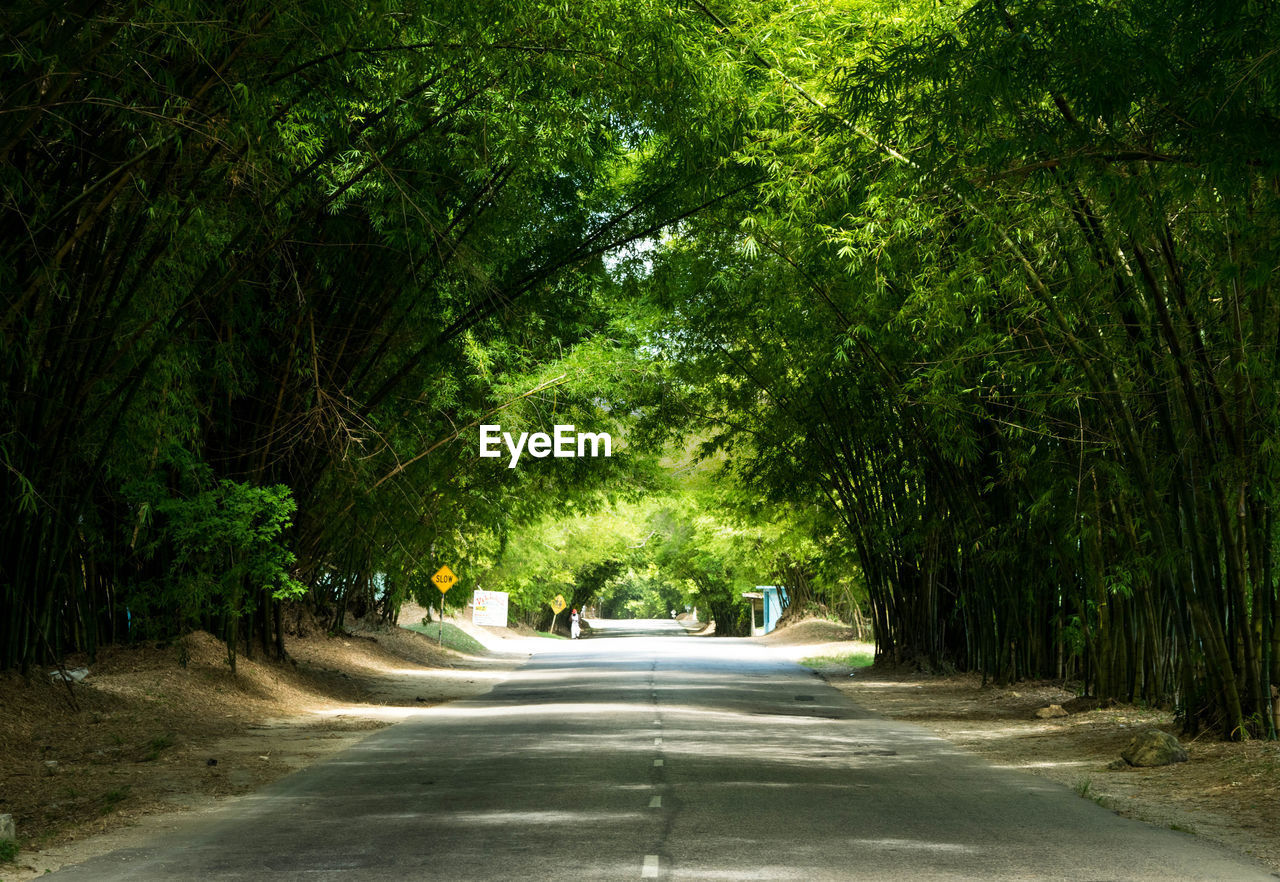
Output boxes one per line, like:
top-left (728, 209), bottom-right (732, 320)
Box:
top-left (0, 615), bottom-right (529, 880)
top-left (759, 618), bottom-right (1280, 875)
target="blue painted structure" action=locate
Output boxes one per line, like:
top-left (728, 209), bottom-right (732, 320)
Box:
top-left (760, 585), bottom-right (787, 634)
top-left (742, 585), bottom-right (789, 634)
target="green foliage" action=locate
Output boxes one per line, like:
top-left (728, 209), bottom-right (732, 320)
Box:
top-left (477, 440), bottom-right (859, 636)
top-left (403, 622), bottom-right (486, 656)
top-left (158, 481), bottom-right (306, 602)
top-left (122, 478), bottom-right (305, 659)
top-left (799, 651), bottom-right (874, 671)
top-left (2, 0), bottom-right (1275, 743)
top-left (0, 0), bottom-right (757, 666)
top-left (624, 0), bottom-right (1280, 737)
top-left (600, 567), bottom-right (682, 620)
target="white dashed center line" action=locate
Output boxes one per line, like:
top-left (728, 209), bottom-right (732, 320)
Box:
top-left (653, 759), bottom-right (664, 767)
top-left (654, 737), bottom-right (662, 746)
top-left (642, 854), bottom-right (660, 878)
top-left (649, 795), bottom-right (662, 808)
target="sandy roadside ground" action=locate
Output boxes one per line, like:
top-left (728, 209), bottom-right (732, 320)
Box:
top-left (757, 617), bottom-right (1280, 874)
top-left (0, 609), bottom-right (534, 881)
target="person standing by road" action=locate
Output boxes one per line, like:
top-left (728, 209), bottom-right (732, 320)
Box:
top-left (570, 608), bottom-right (581, 639)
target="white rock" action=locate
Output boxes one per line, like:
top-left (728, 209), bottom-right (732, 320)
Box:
top-left (49, 667), bottom-right (89, 683)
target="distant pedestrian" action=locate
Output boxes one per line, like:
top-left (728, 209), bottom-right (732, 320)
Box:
top-left (570, 608), bottom-right (581, 639)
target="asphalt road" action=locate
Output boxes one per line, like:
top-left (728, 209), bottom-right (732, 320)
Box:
top-left (47, 620), bottom-right (1277, 880)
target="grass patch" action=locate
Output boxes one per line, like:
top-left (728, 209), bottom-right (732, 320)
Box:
top-left (799, 650), bottom-right (874, 670)
top-left (101, 786), bottom-right (131, 815)
top-left (0, 838), bottom-right (18, 863)
top-left (402, 622), bottom-right (487, 655)
top-left (143, 734), bottom-right (175, 762)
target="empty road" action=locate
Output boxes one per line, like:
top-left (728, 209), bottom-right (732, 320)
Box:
top-left (47, 620), bottom-right (1277, 880)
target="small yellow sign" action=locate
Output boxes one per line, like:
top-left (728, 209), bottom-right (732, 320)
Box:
top-left (550, 594), bottom-right (566, 614)
top-left (431, 565), bottom-right (458, 593)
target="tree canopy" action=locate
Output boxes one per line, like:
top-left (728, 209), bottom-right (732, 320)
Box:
top-left (4, 0), bottom-right (1280, 739)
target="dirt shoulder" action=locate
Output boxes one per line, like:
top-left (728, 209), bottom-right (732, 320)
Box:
top-left (758, 618), bottom-right (1280, 873)
top-left (0, 610), bottom-right (531, 880)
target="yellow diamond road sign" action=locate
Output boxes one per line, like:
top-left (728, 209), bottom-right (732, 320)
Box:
top-left (551, 594), bottom-right (566, 614)
top-left (431, 565), bottom-right (458, 593)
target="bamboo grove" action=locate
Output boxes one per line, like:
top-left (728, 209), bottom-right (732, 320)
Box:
top-left (0, 1), bottom-right (755, 670)
top-left (5, 0), bottom-right (1280, 739)
top-left (638, 0), bottom-right (1280, 738)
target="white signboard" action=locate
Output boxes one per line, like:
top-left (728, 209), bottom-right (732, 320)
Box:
top-left (472, 590), bottom-right (509, 628)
